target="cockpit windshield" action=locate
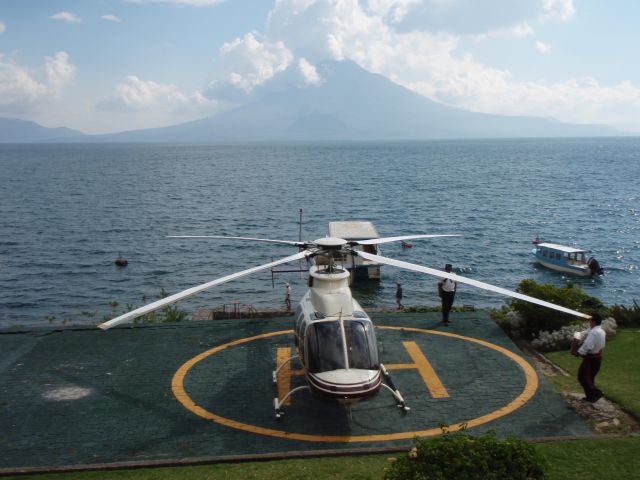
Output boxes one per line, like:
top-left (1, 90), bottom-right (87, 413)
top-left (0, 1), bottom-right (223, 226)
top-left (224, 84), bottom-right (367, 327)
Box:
top-left (306, 319), bottom-right (379, 373)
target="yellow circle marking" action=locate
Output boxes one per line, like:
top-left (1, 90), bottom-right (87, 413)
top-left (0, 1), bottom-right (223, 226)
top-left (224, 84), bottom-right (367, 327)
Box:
top-left (171, 326), bottom-right (538, 442)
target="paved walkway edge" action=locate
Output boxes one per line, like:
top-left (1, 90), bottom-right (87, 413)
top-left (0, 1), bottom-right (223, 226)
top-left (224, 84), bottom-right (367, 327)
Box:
top-left (0, 434), bottom-right (623, 477)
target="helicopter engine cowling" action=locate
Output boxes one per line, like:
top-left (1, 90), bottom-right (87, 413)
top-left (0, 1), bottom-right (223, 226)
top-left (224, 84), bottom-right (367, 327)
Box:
top-left (308, 265), bottom-right (354, 316)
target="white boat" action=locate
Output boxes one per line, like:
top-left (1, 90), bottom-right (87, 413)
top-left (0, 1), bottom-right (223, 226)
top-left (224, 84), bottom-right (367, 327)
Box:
top-left (532, 240), bottom-right (603, 277)
top-left (322, 221), bottom-right (382, 280)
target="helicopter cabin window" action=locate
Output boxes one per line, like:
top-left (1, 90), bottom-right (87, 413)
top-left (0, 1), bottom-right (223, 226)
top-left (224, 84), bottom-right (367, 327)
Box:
top-left (307, 322), bottom-right (345, 373)
top-left (345, 321), bottom-right (379, 370)
top-left (306, 320), bottom-right (378, 373)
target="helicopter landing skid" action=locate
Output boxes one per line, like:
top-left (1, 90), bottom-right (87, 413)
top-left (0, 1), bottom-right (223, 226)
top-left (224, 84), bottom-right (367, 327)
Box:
top-left (381, 364), bottom-right (410, 412)
top-left (273, 354), bottom-right (309, 419)
top-left (273, 386), bottom-right (309, 419)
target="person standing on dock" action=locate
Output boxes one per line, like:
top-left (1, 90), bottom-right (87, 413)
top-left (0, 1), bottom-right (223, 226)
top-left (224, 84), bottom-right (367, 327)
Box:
top-left (573, 312), bottom-right (606, 403)
top-left (437, 264), bottom-right (457, 325)
top-left (284, 282), bottom-right (292, 310)
top-left (395, 282), bottom-right (403, 309)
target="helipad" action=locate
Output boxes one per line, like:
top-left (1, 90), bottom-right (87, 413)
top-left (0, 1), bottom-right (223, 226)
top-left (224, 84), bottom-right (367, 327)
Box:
top-left (0, 312), bottom-right (590, 472)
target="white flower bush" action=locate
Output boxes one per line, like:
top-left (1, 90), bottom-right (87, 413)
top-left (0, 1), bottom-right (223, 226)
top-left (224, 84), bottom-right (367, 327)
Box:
top-left (498, 310), bottom-right (527, 339)
top-left (531, 317), bottom-right (617, 352)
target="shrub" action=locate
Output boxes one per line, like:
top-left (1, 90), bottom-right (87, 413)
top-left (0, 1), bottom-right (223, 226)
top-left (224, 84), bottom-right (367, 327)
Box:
top-left (605, 301), bottom-right (640, 327)
top-left (531, 317), bottom-right (617, 352)
top-left (385, 431), bottom-right (548, 480)
top-left (112, 289), bottom-right (190, 325)
top-left (510, 280), bottom-right (603, 339)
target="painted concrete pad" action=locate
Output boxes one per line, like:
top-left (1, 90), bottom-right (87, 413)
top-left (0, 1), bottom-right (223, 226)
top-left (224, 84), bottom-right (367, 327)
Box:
top-left (0, 312), bottom-right (590, 471)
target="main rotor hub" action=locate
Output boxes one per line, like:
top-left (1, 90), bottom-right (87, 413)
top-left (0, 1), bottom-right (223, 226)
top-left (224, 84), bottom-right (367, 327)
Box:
top-left (314, 237), bottom-right (349, 249)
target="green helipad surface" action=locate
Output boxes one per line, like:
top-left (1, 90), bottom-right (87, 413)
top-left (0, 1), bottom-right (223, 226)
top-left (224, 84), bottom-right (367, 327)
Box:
top-left (0, 312), bottom-right (590, 472)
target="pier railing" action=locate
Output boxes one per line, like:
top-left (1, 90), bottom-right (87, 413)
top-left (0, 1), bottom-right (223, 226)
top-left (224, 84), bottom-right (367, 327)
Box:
top-left (193, 302), bottom-right (293, 320)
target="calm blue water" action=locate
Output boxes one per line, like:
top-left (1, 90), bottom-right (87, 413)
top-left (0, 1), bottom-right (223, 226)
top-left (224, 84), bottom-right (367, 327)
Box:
top-left (1, 139), bottom-right (639, 327)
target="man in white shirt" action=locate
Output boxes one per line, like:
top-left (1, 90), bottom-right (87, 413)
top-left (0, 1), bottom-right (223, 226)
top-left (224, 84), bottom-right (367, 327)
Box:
top-left (284, 282), bottom-right (292, 310)
top-left (437, 264), bottom-right (457, 326)
top-left (573, 312), bottom-right (606, 402)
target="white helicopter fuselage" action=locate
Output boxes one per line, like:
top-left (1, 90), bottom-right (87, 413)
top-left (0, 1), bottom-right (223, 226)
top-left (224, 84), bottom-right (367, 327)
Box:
top-left (96, 232), bottom-right (591, 418)
top-left (292, 265), bottom-right (382, 400)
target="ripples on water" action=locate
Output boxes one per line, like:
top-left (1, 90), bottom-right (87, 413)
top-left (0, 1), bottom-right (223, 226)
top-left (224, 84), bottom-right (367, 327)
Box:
top-left (1, 139), bottom-right (639, 327)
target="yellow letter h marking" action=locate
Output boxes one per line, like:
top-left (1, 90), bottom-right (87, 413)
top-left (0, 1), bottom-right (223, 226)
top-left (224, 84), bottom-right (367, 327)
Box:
top-left (275, 340), bottom-right (448, 406)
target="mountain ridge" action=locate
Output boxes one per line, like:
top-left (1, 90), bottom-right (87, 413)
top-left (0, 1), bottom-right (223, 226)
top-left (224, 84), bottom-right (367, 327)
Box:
top-left (1, 60), bottom-right (622, 143)
top-left (0, 117), bottom-right (84, 143)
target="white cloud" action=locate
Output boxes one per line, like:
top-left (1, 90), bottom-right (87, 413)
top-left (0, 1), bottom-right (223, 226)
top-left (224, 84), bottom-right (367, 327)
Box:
top-left (0, 55), bottom-right (48, 110)
top-left (366, 0), bottom-right (546, 35)
top-left (542, 0), bottom-right (575, 21)
top-left (218, 32), bottom-right (294, 93)
top-left (298, 58), bottom-right (323, 86)
top-left (264, 0), bottom-right (396, 69)
top-left (97, 75), bottom-right (216, 112)
top-left (0, 21), bottom-right (5, 33)
top-left (213, 0), bottom-right (636, 132)
top-left (45, 52), bottom-right (76, 90)
top-left (535, 40), bottom-right (551, 54)
top-left (511, 22), bottom-right (535, 37)
top-left (50, 12), bottom-right (82, 24)
top-left (366, 0), bottom-right (421, 23)
top-left (102, 14), bottom-right (122, 22)
top-left (125, 0), bottom-right (224, 6)
top-left (91, 75), bottom-right (219, 132)
top-left (0, 52), bottom-right (75, 114)
top-left (459, 77), bottom-right (640, 132)
top-left (476, 22), bottom-right (535, 41)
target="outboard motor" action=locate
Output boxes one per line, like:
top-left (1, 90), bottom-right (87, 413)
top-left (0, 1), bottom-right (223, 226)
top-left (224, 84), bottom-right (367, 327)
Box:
top-left (587, 257), bottom-right (604, 276)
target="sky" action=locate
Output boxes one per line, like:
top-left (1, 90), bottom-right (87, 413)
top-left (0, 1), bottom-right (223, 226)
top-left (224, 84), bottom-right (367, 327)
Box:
top-left (1, 0), bottom-right (639, 135)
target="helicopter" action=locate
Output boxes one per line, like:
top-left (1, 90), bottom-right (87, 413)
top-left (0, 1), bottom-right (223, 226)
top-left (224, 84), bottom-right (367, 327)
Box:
top-left (98, 233), bottom-right (591, 418)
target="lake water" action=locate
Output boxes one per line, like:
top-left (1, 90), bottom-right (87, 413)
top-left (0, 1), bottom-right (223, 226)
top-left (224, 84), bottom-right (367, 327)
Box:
top-left (1, 138), bottom-right (639, 327)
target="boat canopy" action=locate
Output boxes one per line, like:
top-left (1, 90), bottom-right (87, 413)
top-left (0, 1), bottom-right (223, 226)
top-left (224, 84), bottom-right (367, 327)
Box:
top-left (536, 242), bottom-right (587, 254)
top-left (329, 221), bottom-right (379, 240)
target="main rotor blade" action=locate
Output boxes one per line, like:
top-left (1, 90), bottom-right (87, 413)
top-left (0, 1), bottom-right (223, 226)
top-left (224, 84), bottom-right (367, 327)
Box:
top-left (356, 234), bottom-right (461, 246)
top-left (356, 251), bottom-right (590, 319)
top-left (167, 235), bottom-right (306, 247)
top-left (98, 250), bottom-right (312, 330)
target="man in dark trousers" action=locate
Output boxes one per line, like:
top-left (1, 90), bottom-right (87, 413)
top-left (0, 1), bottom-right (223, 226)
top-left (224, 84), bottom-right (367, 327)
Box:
top-left (396, 282), bottom-right (403, 309)
top-left (437, 264), bottom-right (457, 325)
top-left (573, 312), bottom-right (606, 402)
top-left (284, 282), bottom-right (292, 310)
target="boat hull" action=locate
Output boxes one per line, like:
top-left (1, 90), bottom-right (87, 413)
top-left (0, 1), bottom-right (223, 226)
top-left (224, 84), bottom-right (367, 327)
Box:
top-left (532, 247), bottom-right (593, 277)
top-left (534, 257), bottom-right (592, 276)
top-left (349, 264), bottom-right (381, 280)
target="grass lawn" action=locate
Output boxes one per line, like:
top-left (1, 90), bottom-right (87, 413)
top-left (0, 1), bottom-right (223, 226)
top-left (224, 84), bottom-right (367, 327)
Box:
top-left (5, 437), bottom-right (640, 480)
top-left (537, 436), bottom-right (640, 480)
top-left (544, 328), bottom-right (640, 418)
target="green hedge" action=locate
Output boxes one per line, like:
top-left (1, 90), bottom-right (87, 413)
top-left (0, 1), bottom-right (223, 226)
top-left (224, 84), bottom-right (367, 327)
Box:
top-left (385, 431), bottom-right (548, 480)
top-left (510, 280), bottom-right (602, 339)
top-left (605, 301), bottom-right (640, 327)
